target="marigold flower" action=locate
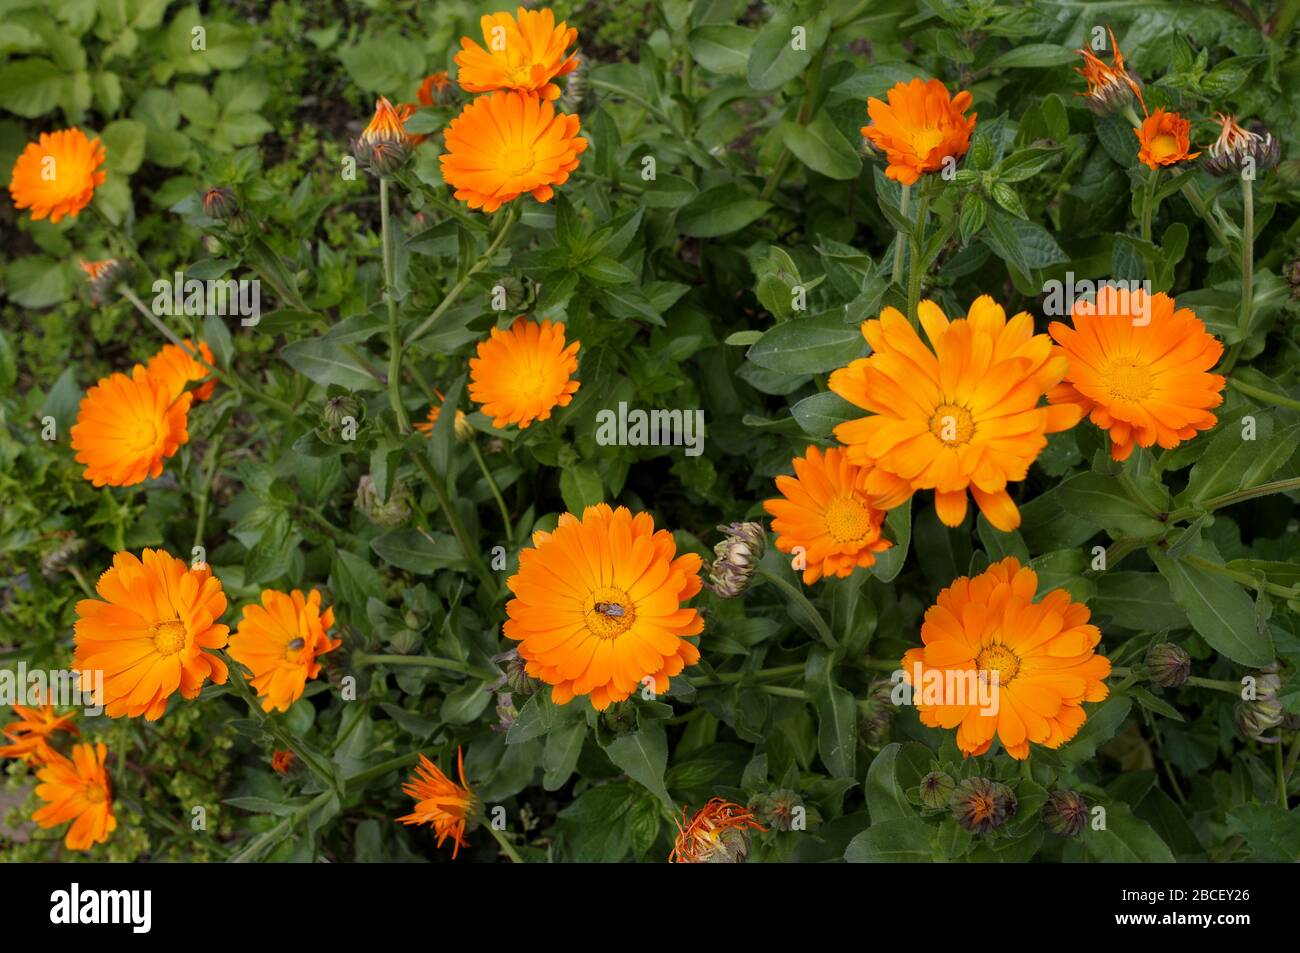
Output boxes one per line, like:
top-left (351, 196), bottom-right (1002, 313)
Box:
top-left (862, 78), bottom-right (976, 186)
top-left (414, 390), bottom-right (475, 441)
top-left (8, 128), bottom-right (106, 223)
top-left (228, 589), bottom-right (339, 714)
top-left (73, 549), bottom-right (230, 720)
top-left (903, 557), bottom-right (1111, 760)
top-left (1074, 27), bottom-right (1144, 116)
top-left (504, 503), bottom-right (703, 710)
top-left (33, 742), bottom-right (116, 851)
top-left (1203, 113), bottom-right (1280, 176)
top-left (70, 365), bottom-right (192, 488)
top-left (1042, 789), bottom-right (1088, 837)
top-left (469, 316), bottom-right (580, 428)
top-left (830, 298), bottom-right (1080, 532)
top-left (1135, 108), bottom-right (1200, 169)
top-left (455, 7), bottom-right (580, 101)
top-left (763, 446), bottom-right (893, 584)
top-left (950, 777), bottom-right (1016, 834)
top-left (670, 798), bottom-right (766, 863)
top-left (78, 258), bottom-right (128, 304)
top-left (396, 748), bottom-right (475, 857)
top-left (0, 702), bottom-right (78, 765)
top-left (355, 97), bottom-right (417, 173)
top-left (418, 71), bottom-right (452, 106)
top-left (271, 749), bottom-right (296, 774)
top-left (1047, 288), bottom-right (1224, 461)
top-left (145, 339), bottom-right (217, 403)
top-left (440, 90), bottom-right (587, 212)
top-left (1145, 641), bottom-right (1191, 689)
top-left (707, 521), bottom-right (765, 598)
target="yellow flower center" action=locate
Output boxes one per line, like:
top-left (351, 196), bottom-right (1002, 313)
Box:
top-left (500, 147), bottom-right (535, 179)
top-left (824, 496), bottom-right (876, 546)
top-left (152, 620), bottom-right (187, 656)
top-left (929, 403), bottom-right (976, 447)
top-left (1150, 133), bottom-right (1180, 161)
top-left (1101, 357), bottom-right (1154, 402)
top-left (976, 644), bottom-right (1020, 685)
top-left (584, 587), bottom-right (636, 640)
top-left (85, 784), bottom-right (107, 804)
top-left (910, 128), bottom-right (945, 158)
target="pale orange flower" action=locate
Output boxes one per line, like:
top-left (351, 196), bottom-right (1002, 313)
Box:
top-left (228, 589), bottom-right (339, 714)
top-left (8, 128), bottom-right (106, 222)
top-left (455, 7), bottom-right (579, 100)
top-left (70, 365), bottom-right (192, 488)
top-left (469, 316), bottom-right (580, 429)
top-left (418, 72), bottom-right (452, 106)
top-left (862, 79), bottom-right (976, 186)
top-left (33, 742), bottom-right (117, 851)
top-left (397, 748), bottom-right (475, 857)
top-left (0, 702), bottom-right (78, 765)
top-left (414, 389), bottom-right (473, 440)
top-left (146, 339), bottom-right (217, 402)
top-left (670, 798), bottom-right (766, 863)
top-left (1135, 108), bottom-right (1200, 169)
top-left (1074, 27), bottom-right (1144, 115)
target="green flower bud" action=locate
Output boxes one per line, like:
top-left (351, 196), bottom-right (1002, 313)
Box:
top-left (317, 395), bottom-right (364, 445)
top-left (1145, 641), bottom-right (1191, 688)
top-left (950, 777), bottom-right (1017, 834)
top-left (387, 629), bottom-right (423, 655)
top-left (918, 770), bottom-right (956, 810)
top-left (1042, 789), bottom-right (1088, 837)
top-left (355, 474), bottom-right (412, 529)
top-left (708, 521), bottom-right (765, 599)
top-left (749, 789), bottom-right (818, 831)
top-left (858, 677), bottom-right (897, 750)
top-left (1235, 667), bottom-right (1285, 740)
top-left (201, 186), bottom-right (239, 221)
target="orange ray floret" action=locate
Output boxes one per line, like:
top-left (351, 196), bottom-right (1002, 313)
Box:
top-left (145, 339), bottom-right (217, 402)
top-left (8, 128), bottom-right (106, 223)
top-left (228, 589), bottom-right (339, 714)
top-left (830, 298), bottom-right (1081, 533)
top-left (504, 503), bottom-right (704, 711)
top-left (903, 557), bottom-right (1111, 760)
top-left (455, 6), bottom-right (580, 101)
top-left (1074, 27), bottom-right (1144, 115)
top-left (469, 316), bottom-right (580, 428)
top-left (439, 90), bottom-right (587, 212)
top-left (862, 78), bottom-right (976, 186)
top-left (271, 749), bottom-right (296, 774)
top-left (1048, 288), bottom-right (1224, 461)
top-left (397, 747), bottom-right (475, 857)
top-left (73, 549), bottom-right (230, 720)
top-left (670, 798), bottom-right (767, 863)
top-left (70, 365), bottom-right (192, 488)
top-left (419, 72), bottom-right (452, 106)
top-left (763, 445), bottom-right (894, 585)
top-left (0, 702), bottom-right (78, 765)
top-left (33, 741), bottom-right (117, 850)
top-left (1135, 108), bottom-right (1200, 169)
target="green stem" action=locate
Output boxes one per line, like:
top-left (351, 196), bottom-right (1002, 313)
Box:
top-left (406, 441), bottom-right (501, 600)
top-left (1276, 740), bottom-right (1289, 808)
top-left (1140, 166), bottom-right (1160, 243)
top-left (380, 177), bottom-right (411, 433)
top-left (891, 184), bottom-right (911, 287)
top-left (354, 653), bottom-right (497, 681)
top-left (1185, 675), bottom-right (1243, 695)
top-left (1285, 731), bottom-right (1300, 786)
top-left (1169, 477), bottom-right (1300, 522)
top-left (906, 191), bottom-right (931, 325)
top-left (756, 565), bottom-right (836, 649)
top-left (469, 439), bottom-right (514, 544)
top-left (1228, 378), bottom-right (1300, 412)
top-left (486, 818), bottom-right (524, 863)
top-left (689, 664), bottom-right (807, 689)
top-left (1180, 180), bottom-right (1232, 249)
top-left (228, 790), bottom-right (333, 863)
top-left (1182, 554), bottom-right (1298, 598)
top-left (345, 750), bottom-right (422, 788)
top-left (193, 409), bottom-right (231, 550)
top-left (1222, 176), bottom-right (1254, 373)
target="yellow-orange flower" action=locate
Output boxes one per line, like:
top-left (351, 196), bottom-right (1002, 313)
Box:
top-left (8, 128), bottom-right (106, 223)
top-left (146, 339), bottom-right (217, 402)
top-left (1135, 108), bottom-right (1200, 169)
top-left (1048, 288), bottom-right (1225, 461)
top-left (1075, 27), bottom-right (1144, 115)
top-left (271, 749), bottom-right (296, 774)
top-left (73, 549), bottom-right (230, 720)
top-left (862, 79), bottom-right (976, 186)
top-left (670, 798), bottom-right (766, 863)
top-left (455, 7), bottom-right (579, 100)
top-left (70, 365), bottom-right (192, 488)
top-left (396, 748), bottom-right (474, 857)
top-left (360, 96), bottom-right (414, 148)
top-left (0, 702), bottom-right (78, 765)
top-left (414, 389), bottom-right (473, 440)
top-left (830, 298), bottom-right (1081, 532)
top-left (903, 557), bottom-right (1111, 760)
top-left (469, 316), bottom-right (580, 428)
top-left (33, 742), bottom-right (116, 850)
top-left (439, 90), bottom-right (587, 212)
top-left (763, 445), bottom-right (893, 585)
top-left (228, 589), bottom-right (339, 714)
top-left (418, 72), bottom-right (452, 106)
top-left (504, 504), bottom-right (703, 710)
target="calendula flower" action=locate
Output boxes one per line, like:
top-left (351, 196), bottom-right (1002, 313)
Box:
top-left (503, 504), bottom-right (703, 711)
top-left (950, 777), bottom-right (1016, 834)
top-left (355, 97), bottom-right (416, 174)
top-left (1203, 113), bottom-right (1280, 176)
top-left (397, 748), bottom-right (475, 857)
top-left (1135, 108), bottom-right (1200, 169)
top-left (455, 6), bottom-right (580, 100)
top-left (78, 258), bottom-right (128, 304)
top-left (145, 339), bottom-right (217, 403)
top-left (670, 798), bottom-right (766, 863)
top-left (73, 549), bottom-right (230, 720)
top-left (763, 445), bottom-right (893, 584)
top-left (830, 298), bottom-right (1080, 532)
top-left (228, 589), bottom-right (339, 714)
top-left (70, 365), bottom-right (192, 488)
top-left (469, 316), bottom-right (580, 428)
top-left (201, 186), bottom-right (238, 220)
top-left (1074, 27), bottom-right (1144, 115)
top-left (439, 90), bottom-right (587, 212)
top-left (418, 71), bottom-right (452, 106)
top-left (862, 79), bottom-right (976, 186)
top-left (1047, 288), bottom-right (1224, 461)
top-left (903, 557), bottom-right (1112, 760)
top-left (271, 749), bottom-right (296, 774)
top-left (414, 390), bottom-right (475, 442)
top-left (33, 742), bottom-right (116, 851)
top-left (8, 128), bottom-right (106, 223)
top-left (0, 702), bottom-right (78, 765)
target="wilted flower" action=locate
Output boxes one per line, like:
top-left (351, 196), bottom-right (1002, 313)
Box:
top-left (950, 777), bottom-right (1017, 834)
top-left (918, 770), bottom-right (956, 810)
top-left (670, 798), bottom-right (766, 863)
top-left (1145, 641), bottom-right (1191, 688)
top-left (396, 748), bottom-right (476, 857)
top-left (355, 475), bottom-right (412, 528)
top-left (1235, 667), bottom-right (1285, 741)
top-left (1203, 113), bottom-right (1280, 177)
top-left (1074, 28), bottom-right (1144, 116)
top-left (491, 691), bottom-right (518, 732)
top-left (750, 789), bottom-right (818, 831)
top-left (1042, 789), bottom-right (1088, 837)
top-left (201, 186), bottom-right (239, 220)
top-left (78, 258), bottom-right (129, 305)
top-left (558, 53), bottom-right (585, 114)
top-left (708, 521), bottom-right (765, 598)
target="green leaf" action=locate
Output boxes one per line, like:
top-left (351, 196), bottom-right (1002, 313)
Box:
top-left (1055, 472), bottom-right (1166, 538)
top-left (1179, 411), bottom-right (1300, 507)
top-left (427, 373), bottom-right (464, 477)
top-left (688, 25), bottom-right (753, 75)
top-left (747, 312), bottom-right (867, 375)
top-left (602, 719), bottom-right (672, 806)
top-left (981, 207), bottom-right (1068, 276)
top-left (639, 172), bottom-right (697, 209)
top-left (0, 58), bottom-right (63, 116)
top-left (805, 647), bottom-right (857, 780)
top-left (747, 10), bottom-right (829, 91)
top-left (1056, 696), bottom-right (1132, 765)
top-left (559, 464), bottom-right (603, 513)
top-left (863, 742), bottom-right (929, 822)
top-left (1091, 572), bottom-right (1186, 631)
top-left (988, 44), bottom-right (1076, 69)
top-left (1082, 801), bottom-right (1175, 862)
top-left (280, 338), bottom-right (381, 391)
top-left (676, 184), bottom-right (770, 238)
top-left (845, 817), bottom-right (935, 862)
top-left (542, 721), bottom-right (587, 790)
top-left (791, 391), bottom-right (857, 437)
top-left (5, 256), bottom-right (70, 309)
top-left (782, 112), bottom-right (862, 180)
top-left (369, 529), bottom-right (464, 574)
top-left (1151, 542), bottom-right (1274, 667)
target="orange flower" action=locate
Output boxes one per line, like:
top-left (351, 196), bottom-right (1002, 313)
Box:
top-left (0, 702), bottom-right (78, 765)
top-left (414, 389), bottom-right (473, 440)
top-left (439, 90), bottom-right (587, 212)
top-left (8, 128), bottom-right (106, 223)
top-left (862, 79), bottom-right (976, 186)
top-left (418, 72), bottom-right (452, 106)
top-left (146, 339), bottom-right (217, 402)
top-left (1074, 27), bottom-right (1144, 115)
top-left (902, 557), bottom-right (1111, 760)
top-left (455, 7), bottom-right (579, 101)
top-left (360, 96), bottom-right (414, 148)
top-left (228, 589), bottom-right (339, 714)
top-left (1135, 108), bottom-right (1200, 169)
top-left (1048, 288), bottom-right (1225, 461)
top-left (504, 504), bottom-right (703, 710)
top-left (670, 798), bottom-right (767, 863)
top-left (78, 258), bottom-right (127, 304)
top-left (70, 365), bottom-right (192, 488)
top-left (763, 445), bottom-right (893, 584)
top-left (73, 549), bottom-right (230, 720)
top-left (469, 316), bottom-right (580, 428)
top-left (271, 749), bottom-right (296, 774)
top-left (396, 748), bottom-right (475, 857)
top-left (33, 742), bottom-right (117, 851)
top-left (830, 298), bottom-right (1080, 532)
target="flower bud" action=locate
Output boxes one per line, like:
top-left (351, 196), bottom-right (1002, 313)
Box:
top-left (600, 700), bottom-right (637, 735)
top-left (489, 648), bottom-right (540, 696)
top-left (492, 691), bottom-right (518, 733)
top-left (354, 97), bottom-right (415, 176)
top-left (271, 749), bottom-right (297, 774)
top-left (749, 789), bottom-right (818, 831)
top-left (918, 770), bottom-right (956, 810)
top-left (388, 629), bottom-right (423, 655)
top-left (201, 186), bottom-right (239, 221)
top-left (708, 521), bottom-right (765, 599)
top-left (355, 474), bottom-right (413, 529)
top-left (78, 258), bottom-right (130, 305)
top-left (558, 55), bottom-right (585, 114)
top-left (1204, 114), bottom-right (1281, 177)
top-left (858, 677), bottom-right (897, 750)
top-left (1042, 789), bottom-right (1088, 837)
top-left (950, 777), bottom-right (1017, 834)
top-left (318, 395), bottom-right (363, 444)
top-left (1145, 641), bottom-right (1191, 688)
top-left (1235, 667), bottom-right (1285, 740)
